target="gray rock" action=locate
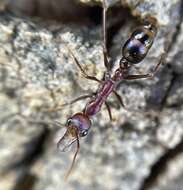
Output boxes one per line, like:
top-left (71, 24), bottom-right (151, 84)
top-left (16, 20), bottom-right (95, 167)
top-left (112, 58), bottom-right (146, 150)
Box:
top-left (4, 0), bottom-right (182, 26)
top-left (79, 0), bottom-right (181, 26)
top-left (0, 1), bottom-right (183, 190)
top-left (120, 0), bottom-right (181, 26)
top-left (166, 75), bottom-right (183, 107)
top-left (156, 108), bottom-right (183, 149)
top-left (167, 19), bottom-right (183, 74)
top-left (0, 11), bottom-right (104, 189)
top-left (148, 147), bottom-right (183, 190)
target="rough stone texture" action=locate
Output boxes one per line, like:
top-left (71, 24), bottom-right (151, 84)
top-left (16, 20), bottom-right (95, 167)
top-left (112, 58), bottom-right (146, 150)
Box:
top-left (3, 0), bottom-right (181, 25)
top-left (120, 0), bottom-right (181, 25)
top-left (149, 152), bottom-right (183, 190)
top-left (0, 0), bottom-right (183, 190)
top-left (79, 0), bottom-right (180, 26)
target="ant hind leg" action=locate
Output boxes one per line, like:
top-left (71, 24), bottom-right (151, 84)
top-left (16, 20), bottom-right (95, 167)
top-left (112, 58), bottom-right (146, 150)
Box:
top-left (125, 51), bottom-right (167, 80)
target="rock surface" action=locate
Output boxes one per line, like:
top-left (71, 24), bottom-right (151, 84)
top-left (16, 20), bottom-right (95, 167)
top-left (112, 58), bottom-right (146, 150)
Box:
top-left (79, 0), bottom-right (180, 25)
top-left (4, 0), bottom-right (181, 25)
top-left (0, 0), bottom-right (183, 190)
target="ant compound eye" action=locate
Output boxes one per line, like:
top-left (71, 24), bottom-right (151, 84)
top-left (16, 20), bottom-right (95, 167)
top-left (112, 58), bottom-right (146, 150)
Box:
top-left (67, 119), bottom-right (72, 126)
top-left (81, 129), bottom-right (88, 137)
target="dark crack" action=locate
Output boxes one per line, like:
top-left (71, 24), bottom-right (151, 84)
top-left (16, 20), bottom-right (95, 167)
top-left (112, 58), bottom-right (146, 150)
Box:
top-left (138, 2), bottom-right (183, 189)
top-left (139, 137), bottom-right (183, 190)
top-left (13, 171), bottom-right (37, 190)
top-left (4, 124), bottom-right (50, 173)
top-left (165, 0), bottom-right (183, 56)
top-left (158, 71), bottom-right (177, 110)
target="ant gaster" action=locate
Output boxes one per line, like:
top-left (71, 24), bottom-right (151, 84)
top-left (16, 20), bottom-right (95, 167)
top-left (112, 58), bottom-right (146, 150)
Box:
top-left (55, 0), bottom-right (165, 180)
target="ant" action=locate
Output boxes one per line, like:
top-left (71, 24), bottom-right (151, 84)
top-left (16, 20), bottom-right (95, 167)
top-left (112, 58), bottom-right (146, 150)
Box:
top-left (52, 0), bottom-right (166, 180)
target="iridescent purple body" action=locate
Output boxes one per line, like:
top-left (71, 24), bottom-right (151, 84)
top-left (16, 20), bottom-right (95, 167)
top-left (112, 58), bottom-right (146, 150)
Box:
top-left (85, 79), bottom-right (114, 116)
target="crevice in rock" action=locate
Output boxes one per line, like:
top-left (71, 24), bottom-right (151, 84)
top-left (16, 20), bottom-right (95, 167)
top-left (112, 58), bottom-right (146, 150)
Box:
top-left (0, 120), bottom-right (50, 190)
top-left (160, 70), bottom-right (183, 109)
top-left (161, 71), bottom-right (183, 109)
top-left (165, 0), bottom-right (183, 56)
top-left (147, 0), bottom-right (183, 112)
top-left (5, 125), bottom-right (50, 173)
top-left (13, 172), bottom-right (37, 190)
top-left (5, 1), bottom-right (103, 26)
top-left (107, 7), bottom-right (132, 45)
top-left (158, 72), bottom-right (177, 110)
top-left (162, 10), bottom-right (183, 107)
top-left (139, 137), bottom-right (183, 190)
top-left (166, 104), bottom-right (183, 110)
top-left (159, 3), bottom-right (183, 108)
top-left (138, 4), bottom-right (183, 189)
top-left (107, 7), bottom-right (132, 68)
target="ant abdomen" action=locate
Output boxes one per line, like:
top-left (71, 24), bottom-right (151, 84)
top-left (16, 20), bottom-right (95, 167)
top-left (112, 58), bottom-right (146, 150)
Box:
top-left (122, 19), bottom-right (157, 64)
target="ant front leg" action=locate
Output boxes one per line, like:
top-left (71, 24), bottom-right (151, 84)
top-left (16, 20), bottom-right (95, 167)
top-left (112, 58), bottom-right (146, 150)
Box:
top-left (125, 51), bottom-right (167, 80)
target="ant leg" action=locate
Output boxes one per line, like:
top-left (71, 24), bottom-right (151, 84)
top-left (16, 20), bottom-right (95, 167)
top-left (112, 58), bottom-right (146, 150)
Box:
top-left (113, 90), bottom-right (125, 108)
top-left (125, 51), bottom-right (167, 80)
top-left (105, 101), bottom-right (113, 121)
top-left (102, 0), bottom-right (111, 72)
top-left (45, 94), bottom-right (91, 112)
top-left (68, 48), bottom-right (101, 83)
